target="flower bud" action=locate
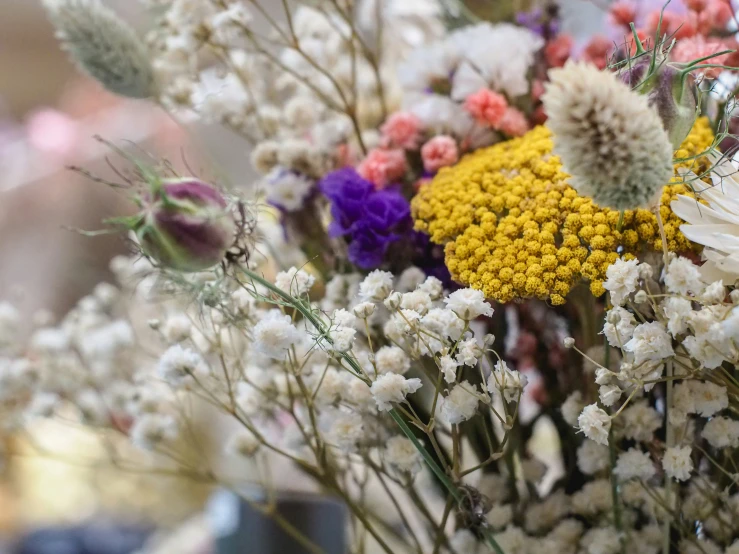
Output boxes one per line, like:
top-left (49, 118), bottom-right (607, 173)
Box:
top-left (133, 178), bottom-right (236, 272)
top-left (621, 57), bottom-right (697, 149)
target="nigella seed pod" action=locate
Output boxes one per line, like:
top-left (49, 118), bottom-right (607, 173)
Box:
top-left (134, 179), bottom-right (236, 272)
top-left (620, 57), bottom-right (697, 149)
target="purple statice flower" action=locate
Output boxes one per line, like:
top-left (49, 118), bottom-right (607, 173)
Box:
top-left (320, 168), bottom-right (411, 269)
top-left (516, 5), bottom-right (560, 38)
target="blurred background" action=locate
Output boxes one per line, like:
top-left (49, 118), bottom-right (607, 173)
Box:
top-left (0, 0), bottom-right (604, 552)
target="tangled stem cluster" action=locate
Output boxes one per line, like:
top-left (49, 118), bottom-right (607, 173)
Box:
top-left (412, 119), bottom-right (714, 305)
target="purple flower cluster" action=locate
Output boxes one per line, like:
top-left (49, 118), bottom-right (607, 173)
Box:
top-left (320, 168), bottom-right (411, 269)
top-left (516, 5), bottom-right (560, 38)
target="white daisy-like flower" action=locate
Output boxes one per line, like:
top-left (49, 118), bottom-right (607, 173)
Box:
top-left (543, 61), bottom-right (674, 210)
top-left (672, 153), bottom-right (739, 284)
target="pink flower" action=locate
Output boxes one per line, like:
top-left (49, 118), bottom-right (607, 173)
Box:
top-left (531, 80), bottom-right (546, 101)
top-left (545, 34), bottom-right (574, 68)
top-left (645, 10), bottom-right (696, 39)
top-left (464, 88), bottom-right (508, 127)
top-left (685, 0), bottom-right (710, 11)
top-left (672, 36), bottom-right (730, 78)
top-left (357, 148), bottom-right (407, 188)
top-left (698, 0), bottom-right (732, 32)
top-left (380, 112), bottom-right (422, 150)
top-left (498, 108), bottom-right (529, 138)
top-left (608, 1), bottom-right (638, 28)
top-left (421, 135), bottom-right (459, 173)
top-left (581, 35), bottom-right (613, 70)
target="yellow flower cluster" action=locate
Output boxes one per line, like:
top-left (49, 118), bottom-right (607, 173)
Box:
top-left (412, 118), bottom-right (714, 305)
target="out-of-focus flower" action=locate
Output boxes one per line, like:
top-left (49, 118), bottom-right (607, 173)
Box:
top-left (42, 0), bottom-right (156, 98)
top-left (544, 34), bottom-right (574, 68)
top-left (543, 61), bottom-right (674, 210)
top-left (671, 37), bottom-right (730, 79)
top-left (464, 88), bottom-right (508, 127)
top-left (608, 1), bottom-right (638, 28)
top-left (420, 135), bottom-right (458, 172)
top-left (498, 107), bottom-right (529, 137)
top-left (381, 112), bottom-right (422, 150)
top-left (580, 35), bottom-right (612, 70)
top-left (357, 148), bottom-right (407, 189)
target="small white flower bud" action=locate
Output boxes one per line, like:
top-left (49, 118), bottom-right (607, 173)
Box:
top-left (353, 302), bottom-right (375, 319)
top-left (148, 319), bottom-right (161, 330)
top-left (606, 310), bottom-right (622, 324)
top-left (483, 334), bottom-right (496, 347)
top-left (730, 290), bottom-right (739, 304)
top-left (563, 337), bottom-right (575, 349)
top-left (634, 290), bottom-right (648, 304)
top-left (384, 292), bottom-right (402, 311)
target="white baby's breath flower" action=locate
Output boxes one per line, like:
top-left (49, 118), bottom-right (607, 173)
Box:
top-left (370, 373), bottom-right (422, 411)
top-left (602, 307), bottom-right (637, 347)
top-left (275, 267), bottom-right (315, 296)
top-left (700, 280), bottom-right (725, 304)
top-left (662, 297), bottom-right (693, 336)
top-left (444, 288), bottom-right (494, 320)
top-left (439, 354), bottom-right (458, 383)
top-left (43, 0), bottom-right (156, 98)
top-left (664, 256), bottom-right (705, 296)
top-left (614, 448), bottom-right (656, 481)
top-left (162, 314), bottom-right (192, 343)
top-left (352, 302), bottom-right (375, 319)
top-left (157, 344), bottom-right (209, 386)
top-left (578, 404), bottom-right (611, 445)
top-left (662, 445), bottom-right (693, 481)
top-left (561, 391), bottom-right (584, 427)
top-left (330, 326), bottom-right (356, 353)
top-left (577, 440), bottom-right (610, 475)
top-left (701, 416), bottom-right (739, 448)
top-left (396, 267), bottom-right (426, 292)
top-left (400, 290), bottom-right (433, 315)
top-left (487, 360), bottom-right (528, 403)
top-left (130, 413), bottom-right (178, 450)
top-left (623, 321), bottom-right (674, 366)
top-left (384, 435), bottom-right (423, 475)
top-left (326, 411), bottom-right (364, 452)
top-left (599, 384), bottom-right (622, 407)
top-left (374, 346), bottom-right (411, 375)
top-left (418, 276), bottom-right (443, 300)
top-left (621, 400), bottom-right (662, 442)
top-left (359, 270), bottom-right (394, 302)
top-left (603, 258), bottom-right (641, 306)
top-left (225, 429), bottom-right (261, 458)
top-left (439, 381), bottom-right (479, 424)
top-left (543, 61), bottom-right (674, 210)
top-left (253, 310), bottom-right (302, 359)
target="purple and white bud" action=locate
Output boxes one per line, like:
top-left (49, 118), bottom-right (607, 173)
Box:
top-left (621, 58), bottom-right (698, 149)
top-left (134, 178), bottom-right (236, 272)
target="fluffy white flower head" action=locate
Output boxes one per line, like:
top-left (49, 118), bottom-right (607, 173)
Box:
top-left (274, 266), bottom-right (315, 296)
top-left (439, 381), bottom-right (480, 424)
top-left (359, 270), bottom-right (394, 302)
top-left (662, 445), bottom-right (693, 481)
top-left (253, 309), bottom-right (302, 359)
top-left (157, 344), bottom-right (209, 385)
top-left (623, 321), bottom-right (674, 366)
top-left (603, 258), bottom-right (640, 306)
top-left (370, 373), bottom-right (422, 411)
top-left (444, 288), bottom-right (494, 320)
top-left (577, 404), bottom-right (611, 445)
top-left (543, 61), bottom-right (674, 210)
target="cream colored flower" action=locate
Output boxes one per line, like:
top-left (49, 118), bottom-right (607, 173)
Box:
top-left (543, 61), bottom-right (674, 210)
top-left (671, 153), bottom-right (739, 284)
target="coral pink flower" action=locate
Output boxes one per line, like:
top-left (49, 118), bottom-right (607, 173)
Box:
top-left (531, 80), bottom-right (546, 102)
top-left (672, 36), bottom-right (730, 78)
top-left (581, 35), bottom-right (613, 70)
top-left (380, 112), bottom-right (422, 150)
top-left (498, 107), bottom-right (529, 138)
top-left (544, 34), bottom-right (574, 68)
top-left (685, 0), bottom-right (710, 11)
top-left (608, 1), bottom-right (638, 28)
top-left (357, 148), bottom-right (407, 188)
top-left (646, 10), bottom-right (696, 39)
top-left (698, 0), bottom-right (732, 32)
top-left (464, 88), bottom-right (508, 127)
top-left (420, 135), bottom-right (459, 173)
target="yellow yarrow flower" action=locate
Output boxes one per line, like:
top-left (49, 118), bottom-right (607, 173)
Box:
top-left (412, 118), bottom-right (714, 306)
